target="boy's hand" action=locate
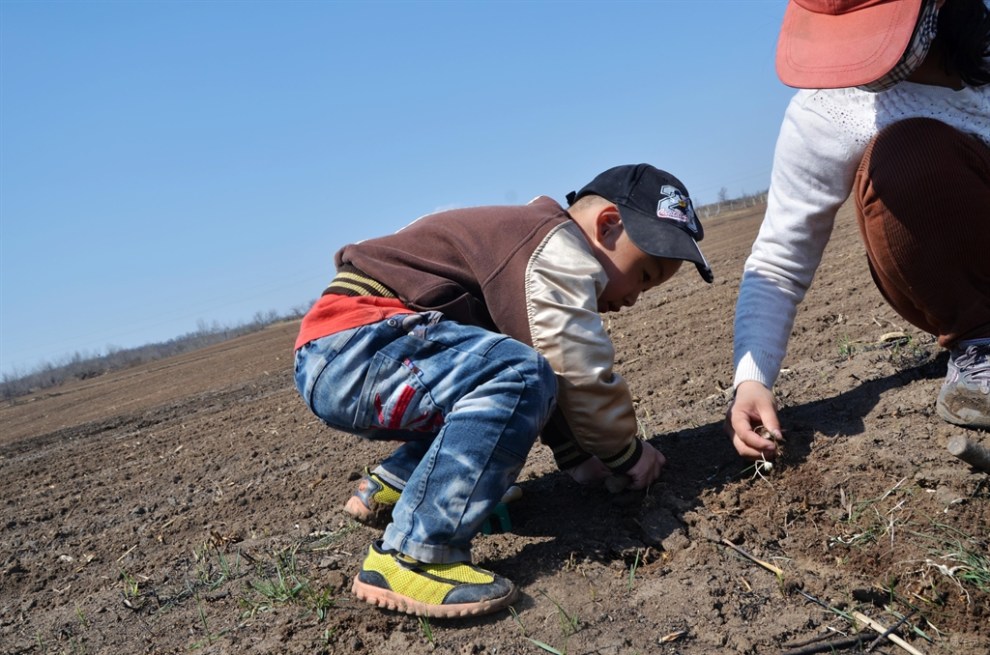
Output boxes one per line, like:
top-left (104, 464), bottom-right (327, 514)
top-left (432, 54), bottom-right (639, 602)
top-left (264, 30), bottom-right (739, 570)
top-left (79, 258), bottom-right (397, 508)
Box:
top-left (625, 442), bottom-right (665, 489)
top-left (565, 456), bottom-right (611, 485)
top-left (726, 380), bottom-right (781, 461)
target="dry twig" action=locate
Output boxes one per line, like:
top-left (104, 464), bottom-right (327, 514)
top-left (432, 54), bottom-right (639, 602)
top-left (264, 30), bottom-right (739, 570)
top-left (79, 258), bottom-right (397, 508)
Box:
top-left (781, 634), bottom-right (864, 655)
top-left (720, 538), bottom-right (784, 577)
top-left (851, 611), bottom-right (925, 655)
top-left (865, 609), bottom-right (917, 652)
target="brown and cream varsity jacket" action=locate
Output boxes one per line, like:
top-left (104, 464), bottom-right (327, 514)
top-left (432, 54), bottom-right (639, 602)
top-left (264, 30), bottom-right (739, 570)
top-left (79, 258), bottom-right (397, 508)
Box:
top-left (299, 196), bottom-right (643, 474)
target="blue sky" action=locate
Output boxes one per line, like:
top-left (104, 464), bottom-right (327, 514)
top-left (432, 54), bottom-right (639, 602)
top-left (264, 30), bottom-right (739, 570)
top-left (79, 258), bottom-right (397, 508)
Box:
top-left (0, 0), bottom-right (794, 377)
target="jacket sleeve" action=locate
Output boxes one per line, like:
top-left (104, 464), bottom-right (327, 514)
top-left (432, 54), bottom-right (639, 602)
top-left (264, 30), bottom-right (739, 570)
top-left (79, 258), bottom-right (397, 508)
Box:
top-left (733, 89), bottom-right (867, 389)
top-left (526, 222), bottom-right (642, 473)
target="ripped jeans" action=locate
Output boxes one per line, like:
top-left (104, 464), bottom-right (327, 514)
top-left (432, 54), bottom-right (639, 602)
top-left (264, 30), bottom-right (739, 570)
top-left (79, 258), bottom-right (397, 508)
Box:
top-left (294, 312), bottom-right (557, 563)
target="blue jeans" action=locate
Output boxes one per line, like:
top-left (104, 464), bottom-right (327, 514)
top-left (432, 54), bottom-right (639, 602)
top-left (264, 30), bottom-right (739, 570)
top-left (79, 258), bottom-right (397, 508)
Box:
top-left (294, 311), bottom-right (557, 563)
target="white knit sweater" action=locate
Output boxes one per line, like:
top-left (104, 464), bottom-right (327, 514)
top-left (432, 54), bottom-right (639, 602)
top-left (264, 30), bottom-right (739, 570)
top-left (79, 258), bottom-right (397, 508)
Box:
top-left (733, 80), bottom-right (990, 390)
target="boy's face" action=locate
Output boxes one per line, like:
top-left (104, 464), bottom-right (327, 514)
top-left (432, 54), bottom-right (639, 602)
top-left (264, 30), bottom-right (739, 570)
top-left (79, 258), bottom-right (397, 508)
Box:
top-left (596, 228), bottom-right (682, 313)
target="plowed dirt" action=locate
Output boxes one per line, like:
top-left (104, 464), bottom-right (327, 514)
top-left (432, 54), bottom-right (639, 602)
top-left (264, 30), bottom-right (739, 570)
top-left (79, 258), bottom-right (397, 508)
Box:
top-left (2, 201), bottom-right (987, 655)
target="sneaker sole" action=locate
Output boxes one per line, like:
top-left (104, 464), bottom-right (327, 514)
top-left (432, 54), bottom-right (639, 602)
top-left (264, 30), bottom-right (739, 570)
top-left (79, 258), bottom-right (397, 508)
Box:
top-left (351, 574), bottom-right (517, 618)
top-left (936, 404), bottom-right (990, 429)
top-left (937, 389), bottom-right (990, 429)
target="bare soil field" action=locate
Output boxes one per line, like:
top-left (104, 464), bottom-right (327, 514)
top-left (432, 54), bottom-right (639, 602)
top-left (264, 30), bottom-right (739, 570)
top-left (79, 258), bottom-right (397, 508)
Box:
top-left (2, 201), bottom-right (987, 655)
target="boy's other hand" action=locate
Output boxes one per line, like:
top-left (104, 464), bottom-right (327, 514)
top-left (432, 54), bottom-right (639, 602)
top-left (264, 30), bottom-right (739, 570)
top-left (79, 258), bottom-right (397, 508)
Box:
top-left (626, 442), bottom-right (666, 489)
top-left (726, 380), bottom-right (781, 461)
top-left (565, 456), bottom-right (611, 485)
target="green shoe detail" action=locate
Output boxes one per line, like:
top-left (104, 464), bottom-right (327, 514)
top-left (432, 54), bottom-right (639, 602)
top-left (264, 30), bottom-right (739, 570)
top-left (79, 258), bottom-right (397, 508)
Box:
top-left (343, 471), bottom-right (402, 524)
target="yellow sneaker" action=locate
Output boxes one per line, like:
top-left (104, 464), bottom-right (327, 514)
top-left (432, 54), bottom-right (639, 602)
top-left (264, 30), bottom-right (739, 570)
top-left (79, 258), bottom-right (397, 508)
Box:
top-left (351, 541), bottom-right (517, 618)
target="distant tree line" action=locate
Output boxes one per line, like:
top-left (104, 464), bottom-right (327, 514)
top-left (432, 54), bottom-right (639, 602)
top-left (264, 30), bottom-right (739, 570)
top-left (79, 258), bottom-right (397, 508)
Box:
top-left (697, 188), bottom-right (768, 219)
top-left (2, 189), bottom-right (768, 403)
top-left (1, 303), bottom-right (313, 403)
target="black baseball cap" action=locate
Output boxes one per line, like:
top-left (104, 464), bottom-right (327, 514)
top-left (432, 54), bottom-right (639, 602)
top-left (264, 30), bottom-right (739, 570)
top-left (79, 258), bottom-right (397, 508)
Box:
top-left (567, 164), bottom-right (713, 283)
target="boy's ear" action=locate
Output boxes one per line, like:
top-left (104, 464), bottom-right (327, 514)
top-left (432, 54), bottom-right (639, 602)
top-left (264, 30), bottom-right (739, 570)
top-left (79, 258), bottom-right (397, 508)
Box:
top-left (595, 206), bottom-right (623, 248)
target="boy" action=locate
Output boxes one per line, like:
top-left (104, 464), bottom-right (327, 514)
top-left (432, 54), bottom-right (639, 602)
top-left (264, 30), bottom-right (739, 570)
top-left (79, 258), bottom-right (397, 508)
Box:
top-left (293, 163), bottom-right (713, 618)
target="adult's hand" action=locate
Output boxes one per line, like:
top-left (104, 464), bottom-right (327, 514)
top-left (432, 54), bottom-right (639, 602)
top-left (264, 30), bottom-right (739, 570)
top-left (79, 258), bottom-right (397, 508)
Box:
top-left (625, 442), bottom-right (666, 489)
top-left (726, 380), bottom-right (782, 460)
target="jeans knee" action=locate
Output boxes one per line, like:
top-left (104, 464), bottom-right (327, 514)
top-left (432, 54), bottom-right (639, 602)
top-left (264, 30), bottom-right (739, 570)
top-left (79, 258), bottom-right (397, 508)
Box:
top-left (533, 354), bottom-right (557, 405)
top-left (513, 344), bottom-right (555, 389)
top-left (489, 340), bottom-right (556, 410)
top-left (518, 351), bottom-right (557, 427)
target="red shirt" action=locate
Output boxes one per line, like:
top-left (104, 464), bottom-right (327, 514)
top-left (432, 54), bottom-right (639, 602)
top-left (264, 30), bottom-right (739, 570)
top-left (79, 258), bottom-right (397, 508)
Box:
top-left (294, 294), bottom-right (410, 350)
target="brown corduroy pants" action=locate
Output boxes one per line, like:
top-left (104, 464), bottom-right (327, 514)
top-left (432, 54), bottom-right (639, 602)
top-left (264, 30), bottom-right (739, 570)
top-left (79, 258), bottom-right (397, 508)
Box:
top-left (854, 117), bottom-right (990, 349)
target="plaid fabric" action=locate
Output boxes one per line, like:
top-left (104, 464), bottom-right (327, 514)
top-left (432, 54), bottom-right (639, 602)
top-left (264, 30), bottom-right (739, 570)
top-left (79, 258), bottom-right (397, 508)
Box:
top-left (858, 0), bottom-right (940, 92)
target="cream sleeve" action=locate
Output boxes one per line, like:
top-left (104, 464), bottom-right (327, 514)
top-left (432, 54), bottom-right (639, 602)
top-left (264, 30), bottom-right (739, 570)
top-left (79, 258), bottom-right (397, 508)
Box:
top-left (733, 90), bottom-right (865, 389)
top-left (525, 222), bottom-right (640, 466)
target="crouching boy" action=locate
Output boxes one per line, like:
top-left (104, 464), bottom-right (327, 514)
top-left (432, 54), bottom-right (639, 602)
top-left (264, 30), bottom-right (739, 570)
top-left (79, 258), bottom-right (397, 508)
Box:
top-left (293, 163), bottom-right (713, 618)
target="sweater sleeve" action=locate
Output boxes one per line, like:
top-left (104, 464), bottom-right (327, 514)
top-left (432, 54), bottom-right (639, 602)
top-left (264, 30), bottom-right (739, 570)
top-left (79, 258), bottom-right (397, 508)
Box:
top-left (733, 90), bottom-right (867, 389)
top-left (525, 222), bottom-right (642, 473)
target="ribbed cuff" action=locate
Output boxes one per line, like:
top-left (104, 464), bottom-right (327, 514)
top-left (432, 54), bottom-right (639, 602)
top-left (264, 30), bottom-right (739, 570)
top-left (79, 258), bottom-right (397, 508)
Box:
top-left (600, 438), bottom-right (643, 475)
top-left (551, 441), bottom-right (592, 471)
top-left (733, 351), bottom-right (777, 390)
top-left (324, 264), bottom-right (398, 298)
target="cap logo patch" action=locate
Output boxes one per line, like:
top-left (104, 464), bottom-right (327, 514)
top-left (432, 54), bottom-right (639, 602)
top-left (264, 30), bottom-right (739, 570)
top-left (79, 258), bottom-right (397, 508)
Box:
top-left (656, 185), bottom-right (700, 236)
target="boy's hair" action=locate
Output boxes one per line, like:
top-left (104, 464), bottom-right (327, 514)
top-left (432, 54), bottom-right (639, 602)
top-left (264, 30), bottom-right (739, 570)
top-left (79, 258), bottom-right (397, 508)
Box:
top-left (567, 193), bottom-right (613, 211)
top-left (937, 0), bottom-right (990, 86)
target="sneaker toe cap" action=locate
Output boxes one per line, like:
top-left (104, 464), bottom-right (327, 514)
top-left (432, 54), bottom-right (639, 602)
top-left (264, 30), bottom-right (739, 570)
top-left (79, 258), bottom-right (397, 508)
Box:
top-left (444, 576), bottom-right (515, 605)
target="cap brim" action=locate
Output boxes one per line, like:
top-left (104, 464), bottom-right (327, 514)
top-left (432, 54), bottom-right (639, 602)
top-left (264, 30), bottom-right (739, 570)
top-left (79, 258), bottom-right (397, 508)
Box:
top-left (776, 0), bottom-right (922, 89)
top-left (619, 207), bottom-right (714, 284)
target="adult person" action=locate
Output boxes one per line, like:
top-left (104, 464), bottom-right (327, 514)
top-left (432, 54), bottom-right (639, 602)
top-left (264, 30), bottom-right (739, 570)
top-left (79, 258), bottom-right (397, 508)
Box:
top-left (728, 0), bottom-right (990, 461)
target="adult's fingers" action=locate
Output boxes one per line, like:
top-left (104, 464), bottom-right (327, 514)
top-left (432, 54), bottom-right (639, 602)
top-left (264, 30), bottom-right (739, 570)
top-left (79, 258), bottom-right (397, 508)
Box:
top-left (728, 383), bottom-right (781, 460)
